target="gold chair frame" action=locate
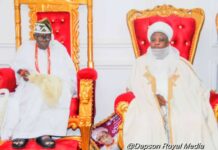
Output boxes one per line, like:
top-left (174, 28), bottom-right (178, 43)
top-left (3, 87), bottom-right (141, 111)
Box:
top-left (116, 5), bottom-right (205, 149)
top-left (14, 0), bottom-right (94, 70)
top-left (14, 0), bottom-right (94, 149)
top-left (127, 4), bottom-right (204, 63)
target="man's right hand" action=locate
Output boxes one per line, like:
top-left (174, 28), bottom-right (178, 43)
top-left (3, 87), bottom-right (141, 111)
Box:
top-left (156, 94), bottom-right (167, 106)
top-left (17, 69), bottom-right (30, 81)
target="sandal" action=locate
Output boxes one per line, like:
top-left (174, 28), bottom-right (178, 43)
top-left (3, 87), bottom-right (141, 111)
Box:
top-left (36, 135), bottom-right (55, 148)
top-left (12, 138), bottom-right (28, 149)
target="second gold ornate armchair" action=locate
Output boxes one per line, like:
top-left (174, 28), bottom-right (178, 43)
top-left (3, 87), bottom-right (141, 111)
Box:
top-left (114, 5), bottom-right (211, 149)
top-left (0, 0), bottom-right (96, 149)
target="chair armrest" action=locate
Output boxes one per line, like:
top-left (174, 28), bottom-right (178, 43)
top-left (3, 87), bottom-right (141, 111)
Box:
top-left (77, 68), bottom-right (97, 80)
top-left (114, 91), bottom-right (135, 149)
top-left (0, 68), bottom-right (16, 92)
top-left (114, 91), bottom-right (135, 118)
top-left (210, 90), bottom-right (218, 121)
top-left (69, 68), bottom-right (97, 118)
top-left (77, 68), bottom-right (97, 120)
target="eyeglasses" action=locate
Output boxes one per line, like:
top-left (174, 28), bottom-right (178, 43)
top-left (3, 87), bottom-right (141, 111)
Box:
top-left (35, 34), bottom-right (51, 41)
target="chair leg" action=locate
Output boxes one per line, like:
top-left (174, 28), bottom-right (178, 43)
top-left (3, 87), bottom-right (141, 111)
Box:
top-left (80, 125), bottom-right (91, 150)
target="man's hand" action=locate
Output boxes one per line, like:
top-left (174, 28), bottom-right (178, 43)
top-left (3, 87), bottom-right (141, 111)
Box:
top-left (156, 94), bottom-right (167, 106)
top-left (17, 69), bottom-right (30, 81)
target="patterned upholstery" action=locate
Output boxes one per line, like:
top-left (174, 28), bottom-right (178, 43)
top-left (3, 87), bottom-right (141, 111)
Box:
top-left (134, 16), bottom-right (196, 60)
top-left (37, 12), bottom-right (71, 54)
top-left (127, 5), bottom-right (204, 63)
top-left (114, 5), bottom-right (205, 149)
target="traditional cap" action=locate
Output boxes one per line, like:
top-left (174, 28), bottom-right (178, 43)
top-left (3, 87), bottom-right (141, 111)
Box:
top-left (147, 21), bottom-right (173, 41)
top-left (34, 18), bottom-right (52, 34)
top-left (92, 127), bottom-right (108, 141)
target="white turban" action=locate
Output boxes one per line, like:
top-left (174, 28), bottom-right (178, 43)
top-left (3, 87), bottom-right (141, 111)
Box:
top-left (92, 127), bottom-right (108, 141)
top-left (147, 21), bottom-right (173, 41)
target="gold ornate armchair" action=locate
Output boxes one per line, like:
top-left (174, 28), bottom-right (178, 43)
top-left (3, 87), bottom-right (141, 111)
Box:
top-left (0, 0), bottom-right (96, 149)
top-left (114, 5), bottom-right (209, 149)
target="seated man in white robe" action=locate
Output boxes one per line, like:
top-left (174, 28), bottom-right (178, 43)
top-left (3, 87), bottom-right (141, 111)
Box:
top-left (0, 18), bottom-right (77, 149)
top-left (123, 21), bottom-right (218, 150)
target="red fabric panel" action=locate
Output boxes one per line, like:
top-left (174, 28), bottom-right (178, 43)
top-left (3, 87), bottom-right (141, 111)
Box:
top-left (114, 91), bottom-right (135, 113)
top-left (69, 97), bottom-right (79, 116)
top-left (0, 139), bottom-right (79, 150)
top-left (210, 90), bottom-right (218, 109)
top-left (0, 68), bottom-right (16, 92)
top-left (37, 12), bottom-right (71, 55)
top-left (134, 15), bottom-right (195, 60)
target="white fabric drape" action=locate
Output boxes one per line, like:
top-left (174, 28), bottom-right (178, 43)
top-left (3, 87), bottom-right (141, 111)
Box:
top-left (0, 89), bottom-right (9, 135)
top-left (1, 40), bottom-right (77, 139)
top-left (124, 46), bottom-right (218, 150)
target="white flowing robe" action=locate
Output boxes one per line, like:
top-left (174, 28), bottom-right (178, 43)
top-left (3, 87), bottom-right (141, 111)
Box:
top-left (1, 40), bottom-right (77, 139)
top-left (123, 46), bottom-right (218, 150)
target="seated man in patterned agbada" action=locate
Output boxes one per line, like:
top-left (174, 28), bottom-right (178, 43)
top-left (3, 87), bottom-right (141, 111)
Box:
top-left (1, 18), bottom-right (77, 149)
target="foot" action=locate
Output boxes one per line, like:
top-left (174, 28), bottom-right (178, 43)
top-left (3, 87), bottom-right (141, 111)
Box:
top-left (36, 135), bottom-right (55, 148)
top-left (12, 138), bottom-right (28, 149)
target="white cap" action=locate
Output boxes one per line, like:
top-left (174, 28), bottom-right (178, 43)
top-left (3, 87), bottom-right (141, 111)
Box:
top-left (147, 21), bottom-right (173, 41)
top-left (34, 18), bottom-right (52, 34)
